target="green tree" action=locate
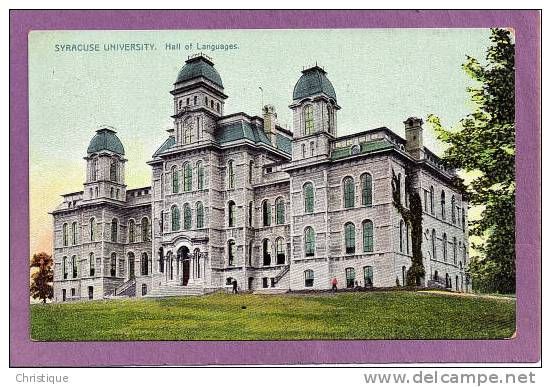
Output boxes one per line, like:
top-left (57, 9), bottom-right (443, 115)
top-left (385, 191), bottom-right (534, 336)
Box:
top-left (30, 252), bottom-right (54, 303)
top-left (428, 28), bottom-right (515, 294)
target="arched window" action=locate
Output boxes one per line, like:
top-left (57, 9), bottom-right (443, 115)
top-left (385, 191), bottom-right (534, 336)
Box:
top-left (310, 141), bottom-right (315, 156)
top-left (171, 206), bottom-right (180, 231)
top-left (182, 163), bottom-right (191, 191)
top-left (228, 201), bottom-right (236, 227)
top-left (304, 269), bottom-right (314, 287)
top-left (71, 255), bottom-right (77, 278)
top-left (276, 237), bottom-right (285, 264)
top-left (158, 248), bottom-right (164, 273)
top-left (303, 105), bottom-right (314, 135)
top-left (431, 229), bottom-right (437, 260)
top-left (183, 203), bottom-right (192, 230)
top-left (304, 227), bottom-right (315, 257)
top-left (453, 237), bottom-right (457, 265)
top-left (430, 186), bottom-right (435, 214)
top-left (406, 223), bottom-right (411, 254)
top-left (89, 252), bottom-right (95, 276)
top-left (197, 161), bottom-right (204, 190)
top-left (301, 143), bottom-right (306, 158)
top-left (327, 105), bottom-right (335, 132)
top-left (442, 233), bottom-right (448, 261)
top-left (89, 218), bottom-right (96, 242)
top-left (343, 177), bottom-right (355, 208)
top-left (262, 200), bottom-right (271, 226)
top-left (441, 190), bottom-right (446, 220)
top-left (303, 182), bottom-right (314, 213)
top-left (345, 267), bottom-right (355, 288)
top-left (171, 166), bottom-right (179, 193)
top-left (62, 256), bottom-right (68, 279)
top-left (463, 242), bottom-right (467, 264)
top-left (183, 126), bottom-right (192, 144)
top-left (227, 160), bottom-right (235, 189)
top-left (248, 201), bottom-right (253, 227)
top-left (111, 219), bottom-right (118, 242)
top-left (194, 248), bottom-right (201, 278)
top-left (110, 187), bottom-right (114, 198)
top-left (249, 160), bottom-right (254, 184)
top-left (91, 158), bottom-right (97, 181)
top-left (362, 220), bottom-right (374, 252)
top-left (462, 208), bottom-right (466, 231)
top-left (276, 197), bottom-right (285, 225)
top-left (344, 222), bottom-right (356, 254)
top-left (141, 217), bottom-right (149, 242)
top-left (110, 253), bottom-right (117, 277)
top-left (228, 240), bottom-right (236, 266)
top-left (71, 222), bottom-right (78, 245)
top-left (141, 252), bottom-right (149, 276)
top-left (399, 220), bottom-right (404, 252)
top-left (128, 219), bottom-right (135, 243)
top-left (361, 173), bottom-right (373, 206)
top-left (110, 160), bottom-right (117, 182)
top-left (262, 239), bottom-right (271, 266)
top-left (396, 173), bottom-right (402, 204)
top-left (451, 196), bottom-right (456, 224)
top-left (196, 202), bottom-right (204, 228)
top-left (62, 223), bottom-right (69, 246)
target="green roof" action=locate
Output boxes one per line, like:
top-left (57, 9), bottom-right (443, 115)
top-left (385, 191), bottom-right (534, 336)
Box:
top-left (293, 66), bottom-right (337, 102)
top-left (152, 136), bottom-right (176, 158)
top-left (175, 56), bottom-right (223, 87)
top-left (87, 128), bottom-right (125, 155)
top-left (331, 139), bottom-right (394, 160)
top-left (215, 121), bottom-right (291, 155)
top-left (153, 120), bottom-right (292, 158)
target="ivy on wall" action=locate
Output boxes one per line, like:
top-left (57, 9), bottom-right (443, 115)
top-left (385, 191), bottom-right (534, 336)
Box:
top-left (391, 167), bottom-right (425, 286)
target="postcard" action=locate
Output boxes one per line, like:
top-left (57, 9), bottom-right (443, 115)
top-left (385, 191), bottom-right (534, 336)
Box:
top-left (10, 10), bottom-right (541, 367)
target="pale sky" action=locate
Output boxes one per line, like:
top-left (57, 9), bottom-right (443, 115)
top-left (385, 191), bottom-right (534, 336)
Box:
top-left (29, 28), bottom-right (490, 254)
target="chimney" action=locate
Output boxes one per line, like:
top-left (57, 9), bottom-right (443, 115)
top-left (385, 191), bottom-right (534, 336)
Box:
top-left (403, 117), bottom-right (424, 160)
top-left (263, 104), bottom-right (278, 146)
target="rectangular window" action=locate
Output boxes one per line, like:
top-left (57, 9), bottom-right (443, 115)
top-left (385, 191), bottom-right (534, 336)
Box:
top-left (270, 278), bottom-right (275, 288)
top-left (88, 286), bottom-right (93, 300)
top-left (62, 289), bottom-right (66, 302)
top-left (262, 277), bottom-right (268, 288)
top-left (363, 266), bottom-right (373, 287)
top-left (71, 288), bottom-right (76, 297)
top-left (345, 268), bottom-right (356, 288)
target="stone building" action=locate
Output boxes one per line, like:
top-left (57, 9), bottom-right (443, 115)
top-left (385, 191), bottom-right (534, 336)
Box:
top-left (51, 54), bottom-right (470, 302)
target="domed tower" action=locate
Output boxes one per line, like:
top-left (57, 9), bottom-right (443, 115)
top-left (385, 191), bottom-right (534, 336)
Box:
top-left (171, 53), bottom-right (227, 146)
top-left (289, 65), bottom-right (340, 161)
top-left (83, 127), bottom-right (126, 202)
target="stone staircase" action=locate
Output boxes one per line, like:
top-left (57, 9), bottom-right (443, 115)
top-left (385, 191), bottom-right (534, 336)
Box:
top-left (113, 278), bottom-right (136, 297)
top-left (273, 265), bottom-right (290, 285)
top-left (146, 284), bottom-right (204, 298)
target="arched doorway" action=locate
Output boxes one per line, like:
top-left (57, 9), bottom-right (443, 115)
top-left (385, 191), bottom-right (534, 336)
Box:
top-left (127, 252), bottom-right (135, 280)
top-left (177, 246), bottom-right (190, 286)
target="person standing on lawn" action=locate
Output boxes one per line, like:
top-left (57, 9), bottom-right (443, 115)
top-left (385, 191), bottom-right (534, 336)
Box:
top-left (331, 277), bottom-right (338, 292)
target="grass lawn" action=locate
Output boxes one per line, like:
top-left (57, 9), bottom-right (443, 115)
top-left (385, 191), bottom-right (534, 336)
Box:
top-left (30, 291), bottom-right (516, 341)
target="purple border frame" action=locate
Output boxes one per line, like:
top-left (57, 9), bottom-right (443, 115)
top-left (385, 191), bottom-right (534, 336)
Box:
top-left (10, 10), bottom-right (541, 366)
